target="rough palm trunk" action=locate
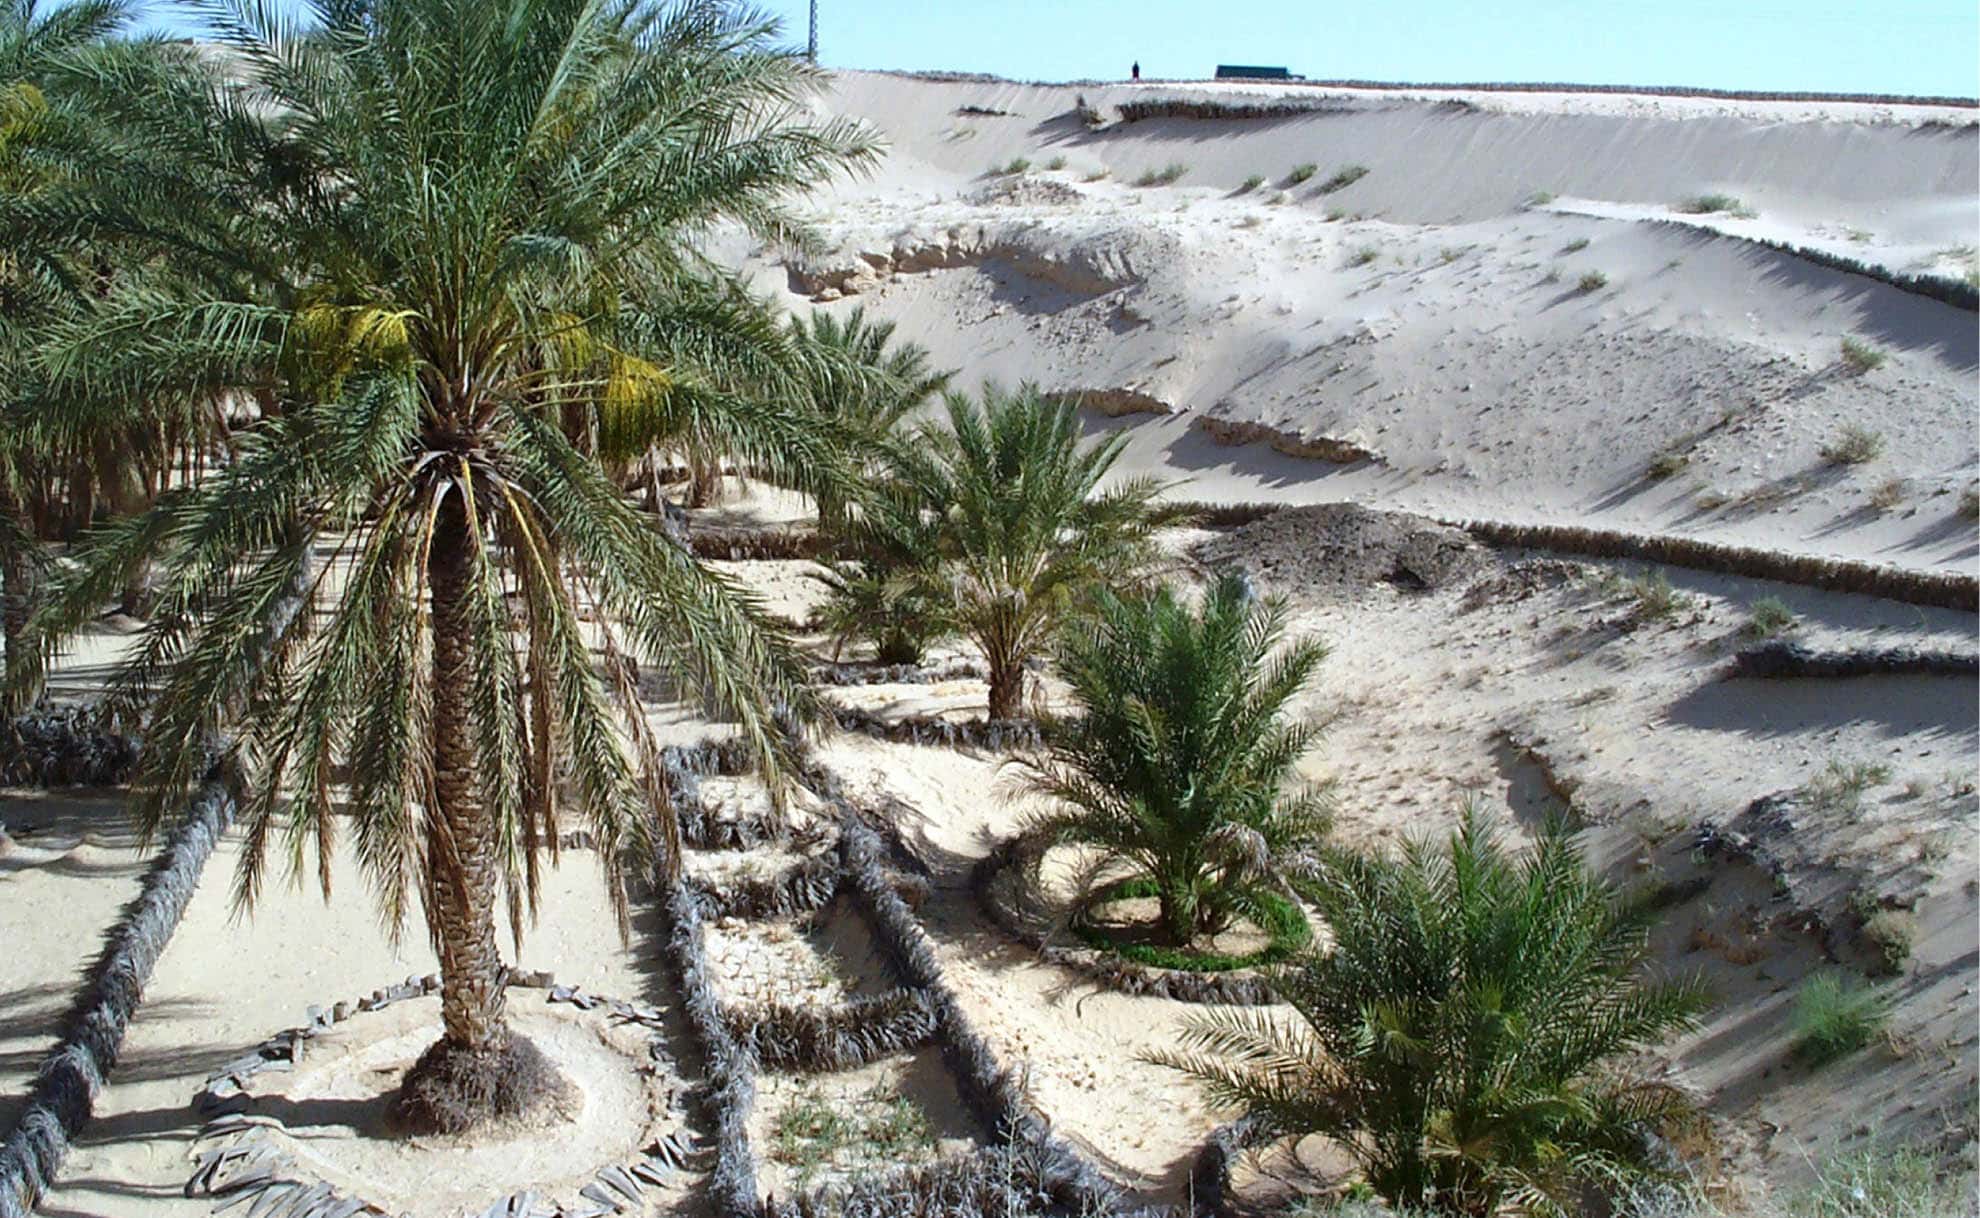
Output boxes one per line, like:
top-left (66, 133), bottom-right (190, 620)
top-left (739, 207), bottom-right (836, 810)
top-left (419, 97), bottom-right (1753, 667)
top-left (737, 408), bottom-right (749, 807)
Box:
top-left (425, 489), bottom-right (508, 1051)
top-left (688, 454), bottom-right (721, 507)
top-left (986, 657), bottom-right (1023, 721)
top-left (1, 546), bottom-right (28, 694)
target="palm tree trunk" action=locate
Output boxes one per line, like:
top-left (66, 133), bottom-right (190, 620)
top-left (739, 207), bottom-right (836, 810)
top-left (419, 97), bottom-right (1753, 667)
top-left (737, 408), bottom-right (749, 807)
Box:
top-left (986, 656), bottom-right (1023, 720)
top-left (2, 541), bottom-right (30, 695)
top-left (426, 489), bottom-right (508, 1052)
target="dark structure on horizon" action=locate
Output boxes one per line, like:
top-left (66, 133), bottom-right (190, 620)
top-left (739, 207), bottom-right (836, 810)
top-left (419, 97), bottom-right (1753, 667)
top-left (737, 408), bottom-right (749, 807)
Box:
top-left (1215, 64), bottom-right (1299, 80)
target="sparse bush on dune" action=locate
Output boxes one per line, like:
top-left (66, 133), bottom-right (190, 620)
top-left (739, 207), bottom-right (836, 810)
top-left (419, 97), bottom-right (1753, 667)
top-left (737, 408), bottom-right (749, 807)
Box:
top-left (1792, 971), bottom-right (1888, 1065)
top-left (1287, 162), bottom-right (1318, 184)
top-left (1680, 193), bottom-right (1757, 218)
top-left (1961, 485), bottom-right (1980, 519)
top-left (993, 156), bottom-right (1031, 176)
top-left (1561, 236), bottom-right (1590, 253)
top-left (1744, 596), bottom-right (1798, 638)
top-left (1579, 269), bottom-right (1610, 292)
top-left (1044, 154), bottom-right (1067, 171)
top-left (1155, 812), bottom-right (1708, 1216)
top-left (1802, 758), bottom-right (1892, 814)
top-left (1133, 161), bottom-right (1189, 186)
top-left (1821, 423), bottom-right (1885, 464)
top-left (1869, 476), bottom-right (1907, 510)
top-left (1019, 573), bottom-right (1331, 951)
top-left (1316, 163), bottom-right (1370, 193)
top-left (1839, 335), bottom-right (1888, 373)
top-left (1349, 245), bottom-right (1379, 266)
top-left (1240, 173), bottom-right (1265, 192)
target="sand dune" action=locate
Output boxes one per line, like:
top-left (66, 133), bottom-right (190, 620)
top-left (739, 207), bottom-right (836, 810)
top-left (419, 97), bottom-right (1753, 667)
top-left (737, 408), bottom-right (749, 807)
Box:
top-left (732, 73), bottom-right (1978, 573)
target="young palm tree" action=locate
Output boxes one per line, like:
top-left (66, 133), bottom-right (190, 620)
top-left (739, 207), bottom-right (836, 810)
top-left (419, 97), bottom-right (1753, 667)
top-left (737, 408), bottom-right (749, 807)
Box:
top-left (1153, 812), bottom-right (1709, 1216)
top-left (1019, 573), bottom-right (1330, 947)
top-left (5, 0), bottom-right (875, 1130)
top-left (896, 383), bottom-right (1168, 718)
top-left (786, 304), bottom-right (947, 532)
top-left (812, 475), bottom-right (952, 665)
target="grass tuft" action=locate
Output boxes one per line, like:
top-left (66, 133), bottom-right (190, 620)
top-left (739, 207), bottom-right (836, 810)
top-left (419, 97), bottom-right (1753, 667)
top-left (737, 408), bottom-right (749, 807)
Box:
top-left (1239, 173), bottom-right (1265, 192)
top-left (1680, 193), bottom-right (1757, 218)
top-left (1802, 758), bottom-right (1892, 814)
top-left (1840, 335), bottom-right (1888, 373)
top-left (1316, 164), bottom-right (1369, 193)
top-left (1044, 155), bottom-right (1067, 171)
top-left (1578, 269), bottom-right (1609, 293)
top-left (1133, 161), bottom-right (1188, 186)
top-left (993, 156), bottom-right (1030, 176)
top-left (1286, 162), bottom-right (1317, 184)
top-left (1743, 596), bottom-right (1797, 639)
top-left (1792, 971), bottom-right (1888, 1065)
top-left (1348, 245), bottom-right (1379, 267)
top-left (1561, 237), bottom-right (1590, 254)
top-left (1868, 476), bottom-right (1907, 511)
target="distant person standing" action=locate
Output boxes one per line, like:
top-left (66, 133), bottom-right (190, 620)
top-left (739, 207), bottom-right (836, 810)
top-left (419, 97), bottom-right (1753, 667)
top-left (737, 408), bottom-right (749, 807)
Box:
top-left (1131, 61), bottom-right (1140, 80)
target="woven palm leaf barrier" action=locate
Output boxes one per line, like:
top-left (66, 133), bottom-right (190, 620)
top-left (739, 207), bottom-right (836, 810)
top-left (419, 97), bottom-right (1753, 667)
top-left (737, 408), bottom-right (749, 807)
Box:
top-left (807, 658), bottom-right (987, 687)
top-left (0, 780), bottom-right (233, 1218)
top-left (827, 705), bottom-right (1044, 752)
top-left (177, 974), bottom-right (695, 1218)
top-left (0, 704), bottom-right (138, 788)
top-left (825, 818), bottom-right (1123, 1217)
top-left (723, 988), bottom-right (940, 1073)
top-left (1728, 640), bottom-right (1979, 679)
top-left (1183, 1117), bottom-right (1269, 1218)
top-left (687, 527), bottom-right (823, 562)
top-left (1453, 518), bottom-right (1979, 612)
top-left (968, 831), bottom-right (1279, 1007)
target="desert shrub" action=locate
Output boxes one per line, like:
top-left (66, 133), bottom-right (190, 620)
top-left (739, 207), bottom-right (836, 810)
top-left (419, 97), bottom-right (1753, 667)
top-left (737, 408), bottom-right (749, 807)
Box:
top-left (1579, 269), bottom-right (1609, 292)
top-left (1625, 571), bottom-right (1691, 620)
top-left (1044, 155), bottom-right (1067, 171)
top-left (1680, 193), bottom-right (1756, 218)
top-left (1869, 477), bottom-right (1907, 510)
top-left (1744, 596), bottom-right (1798, 638)
top-left (1082, 168), bottom-right (1109, 182)
top-left (1561, 237), bottom-right (1590, 253)
top-left (993, 156), bottom-right (1031, 176)
top-left (1527, 189), bottom-right (1556, 206)
top-left (1287, 162), bottom-right (1318, 184)
top-left (1961, 485), bottom-right (1980, 519)
top-left (1802, 758), bottom-right (1892, 814)
top-left (1792, 971), bottom-right (1887, 1064)
top-left (1074, 94), bottom-right (1104, 126)
top-left (1348, 245), bottom-right (1379, 267)
top-left (1317, 164), bottom-right (1369, 193)
top-left (1021, 573), bottom-right (1330, 948)
top-left (1797, 1143), bottom-right (1976, 1218)
top-left (1820, 423), bottom-right (1884, 464)
top-left (1839, 335), bottom-right (1888, 373)
top-left (1858, 908), bottom-right (1917, 977)
top-left (1155, 812), bottom-right (1708, 1216)
top-left (1240, 173), bottom-right (1265, 191)
top-left (1134, 161), bottom-right (1189, 186)
top-left (1646, 449), bottom-right (1689, 480)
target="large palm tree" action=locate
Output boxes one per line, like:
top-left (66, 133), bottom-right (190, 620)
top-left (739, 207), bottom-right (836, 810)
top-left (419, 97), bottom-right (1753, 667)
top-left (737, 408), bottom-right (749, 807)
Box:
top-left (1153, 812), bottom-right (1709, 1216)
top-left (4, 0), bottom-right (875, 1130)
top-left (887, 383), bottom-right (1169, 718)
top-left (1019, 573), bottom-right (1330, 947)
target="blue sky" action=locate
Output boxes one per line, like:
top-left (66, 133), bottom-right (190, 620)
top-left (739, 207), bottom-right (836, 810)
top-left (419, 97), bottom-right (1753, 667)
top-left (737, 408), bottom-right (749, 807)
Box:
top-left (134, 1), bottom-right (1980, 99)
top-left (755, 0), bottom-right (1978, 99)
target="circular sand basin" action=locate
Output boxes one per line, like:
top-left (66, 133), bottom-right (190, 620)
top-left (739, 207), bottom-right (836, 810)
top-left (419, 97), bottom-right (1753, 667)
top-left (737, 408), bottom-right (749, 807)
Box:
top-left (195, 994), bottom-right (678, 1215)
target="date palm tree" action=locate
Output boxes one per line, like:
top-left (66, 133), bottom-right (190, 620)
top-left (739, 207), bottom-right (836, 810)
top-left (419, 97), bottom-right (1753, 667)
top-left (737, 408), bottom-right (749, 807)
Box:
top-left (1153, 812), bottom-right (1709, 1216)
top-left (891, 383), bottom-right (1169, 718)
top-left (4, 0), bottom-right (874, 1130)
top-left (1019, 573), bottom-right (1330, 946)
top-left (786, 304), bottom-right (947, 533)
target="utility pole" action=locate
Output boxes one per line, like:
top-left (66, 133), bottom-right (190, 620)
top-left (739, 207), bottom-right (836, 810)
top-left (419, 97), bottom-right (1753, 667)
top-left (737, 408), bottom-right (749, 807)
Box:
top-left (807, 0), bottom-right (818, 63)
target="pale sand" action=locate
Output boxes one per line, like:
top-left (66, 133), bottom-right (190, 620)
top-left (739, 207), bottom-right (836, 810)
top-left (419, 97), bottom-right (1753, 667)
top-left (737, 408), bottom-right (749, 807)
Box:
top-left (721, 71), bottom-right (1977, 574)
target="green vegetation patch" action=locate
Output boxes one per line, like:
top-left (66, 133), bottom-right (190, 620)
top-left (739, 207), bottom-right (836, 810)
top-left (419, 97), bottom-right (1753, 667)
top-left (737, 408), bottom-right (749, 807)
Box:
top-left (1072, 877), bottom-right (1311, 972)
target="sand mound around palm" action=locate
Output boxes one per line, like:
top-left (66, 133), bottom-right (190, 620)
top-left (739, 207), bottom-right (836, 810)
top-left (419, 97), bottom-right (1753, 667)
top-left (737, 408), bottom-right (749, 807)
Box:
top-left (200, 998), bottom-right (676, 1216)
top-left (1192, 503), bottom-right (1493, 598)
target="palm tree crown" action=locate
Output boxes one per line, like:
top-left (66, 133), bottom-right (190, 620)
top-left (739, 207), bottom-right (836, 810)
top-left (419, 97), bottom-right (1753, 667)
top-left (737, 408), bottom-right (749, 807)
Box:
top-left (1154, 812), bottom-right (1709, 1216)
top-left (1020, 573), bottom-right (1330, 947)
top-left (4, 0), bottom-right (875, 1129)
